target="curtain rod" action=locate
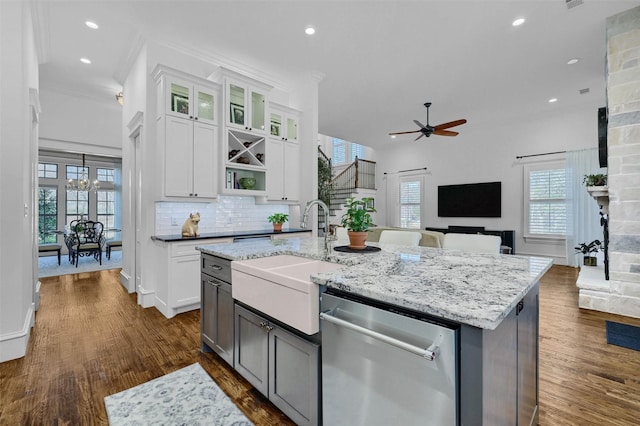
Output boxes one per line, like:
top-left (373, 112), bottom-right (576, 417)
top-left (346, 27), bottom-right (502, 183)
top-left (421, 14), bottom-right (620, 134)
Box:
top-left (384, 167), bottom-right (427, 175)
top-left (516, 151), bottom-right (566, 160)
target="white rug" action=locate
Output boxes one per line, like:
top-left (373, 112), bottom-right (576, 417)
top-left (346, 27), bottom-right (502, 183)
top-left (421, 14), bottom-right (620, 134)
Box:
top-left (38, 250), bottom-right (122, 278)
top-left (104, 363), bottom-right (253, 426)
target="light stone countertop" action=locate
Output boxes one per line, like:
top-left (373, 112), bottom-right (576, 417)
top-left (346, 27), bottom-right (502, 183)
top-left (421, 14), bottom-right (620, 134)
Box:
top-left (197, 237), bottom-right (553, 330)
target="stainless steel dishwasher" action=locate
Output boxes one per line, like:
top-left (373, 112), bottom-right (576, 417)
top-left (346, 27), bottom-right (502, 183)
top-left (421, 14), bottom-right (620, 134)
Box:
top-left (320, 291), bottom-right (459, 425)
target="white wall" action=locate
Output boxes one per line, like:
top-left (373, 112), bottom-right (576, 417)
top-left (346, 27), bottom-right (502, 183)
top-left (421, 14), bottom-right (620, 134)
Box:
top-left (39, 89), bottom-right (122, 157)
top-left (0, 1), bottom-right (39, 362)
top-left (374, 100), bottom-right (602, 262)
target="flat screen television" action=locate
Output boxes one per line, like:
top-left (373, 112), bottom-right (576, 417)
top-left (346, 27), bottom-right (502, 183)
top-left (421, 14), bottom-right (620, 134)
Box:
top-left (438, 182), bottom-right (501, 218)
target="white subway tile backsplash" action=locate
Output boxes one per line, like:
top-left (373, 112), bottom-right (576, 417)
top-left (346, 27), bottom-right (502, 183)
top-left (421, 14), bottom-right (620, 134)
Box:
top-left (155, 195), bottom-right (293, 235)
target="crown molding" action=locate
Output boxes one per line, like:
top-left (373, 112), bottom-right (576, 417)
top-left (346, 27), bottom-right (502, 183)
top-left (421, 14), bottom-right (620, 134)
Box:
top-left (113, 32), bottom-right (146, 85)
top-left (30, 0), bottom-right (51, 64)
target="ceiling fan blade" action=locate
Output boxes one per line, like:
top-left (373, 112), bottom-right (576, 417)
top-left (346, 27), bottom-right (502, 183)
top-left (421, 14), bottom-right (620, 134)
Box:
top-left (413, 119), bottom-right (427, 129)
top-left (414, 133), bottom-right (425, 141)
top-left (434, 119), bottom-right (467, 130)
top-left (433, 129), bottom-right (459, 137)
top-left (389, 130), bottom-right (421, 135)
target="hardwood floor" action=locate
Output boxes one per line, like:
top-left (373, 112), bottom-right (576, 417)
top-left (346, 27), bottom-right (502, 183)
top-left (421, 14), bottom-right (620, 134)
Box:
top-left (0, 265), bottom-right (639, 425)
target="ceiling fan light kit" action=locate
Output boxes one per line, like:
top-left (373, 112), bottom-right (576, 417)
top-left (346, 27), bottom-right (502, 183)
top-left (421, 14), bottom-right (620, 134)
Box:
top-left (389, 102), bottom-right (467, 140)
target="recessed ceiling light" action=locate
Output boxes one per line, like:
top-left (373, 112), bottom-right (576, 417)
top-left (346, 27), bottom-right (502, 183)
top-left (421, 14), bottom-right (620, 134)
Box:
top-left (80, 58), bottom-right (91, 64)
top-left (305, 26), bottom-right (316, 35)
top-left (567, 58), bottom-right (580, 65)
top-left (512, 18), bottom-right (525, 26)
top-left (548, 98), bottom-right (558, 103)
top-left (85, 21), bottom-right (99, 30)
top-left (390, 135), bottom-right (396, 139)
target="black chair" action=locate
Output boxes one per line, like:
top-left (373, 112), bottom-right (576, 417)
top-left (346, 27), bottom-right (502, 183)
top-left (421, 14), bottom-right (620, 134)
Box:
top-left (65, 220), bottom-right (105, 267)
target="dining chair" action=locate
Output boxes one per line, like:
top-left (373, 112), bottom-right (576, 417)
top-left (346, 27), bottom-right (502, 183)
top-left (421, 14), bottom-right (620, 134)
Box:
top-left (442, 233), bottom-right (501, 254)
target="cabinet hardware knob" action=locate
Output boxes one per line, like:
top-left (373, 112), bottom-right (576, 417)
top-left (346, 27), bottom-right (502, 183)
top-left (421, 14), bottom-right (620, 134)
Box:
top-left (194, 117), bottom-right (198, 120)
top-left (209, 265), bottom-right (223, 270)
top-left (194, 193), bottom-right (198, 197)
top-left (259, 321), bottom-right (268, 329)
top-left (265, 325), bottom-right (274, 332)
top-left (207, 280), bottom-right (221, 287)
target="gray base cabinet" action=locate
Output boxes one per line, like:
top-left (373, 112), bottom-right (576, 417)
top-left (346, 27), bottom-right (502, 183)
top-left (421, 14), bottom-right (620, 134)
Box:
top-left (201, 254), bottom-right (234, 366)
top-left (234, 304), bottom-right (320, 426)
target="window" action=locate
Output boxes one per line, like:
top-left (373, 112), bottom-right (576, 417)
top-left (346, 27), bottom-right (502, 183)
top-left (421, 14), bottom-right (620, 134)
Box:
top-left (97, 167), bottom-right (115, 182)
top-left (38, 187), bottom-right (58, 244)
top-left (97, 190), bottom-right (116, 238)
top-left (332, 138), bottom-right (346, 164)
top-left (399, 178), bottom-right (421, 229)
top-left (38, 163), bottom-right (58, 179)
top-left (525, 163), bottom-right (566, 237)
top-left (66, 190), bottom-right (89, 227)
top-left (66, 164), bottom-right (89, 181)
top-left (349, 143), bottom-right (366, 162)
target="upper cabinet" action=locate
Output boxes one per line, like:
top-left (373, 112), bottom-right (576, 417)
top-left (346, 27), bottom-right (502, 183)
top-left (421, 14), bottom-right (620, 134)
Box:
top-left (153, 65), bottom-right (221, 199)
top-left (269, 105), bottom-right (299, 143)
top-left (225, 81), bottom-right (270, 135)
top-left (165, 76), bottom-right (216, 126)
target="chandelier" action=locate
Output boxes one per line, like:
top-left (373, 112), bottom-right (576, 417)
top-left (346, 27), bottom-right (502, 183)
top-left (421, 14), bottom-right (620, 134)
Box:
top-left (66, 154), bottom-right (100, 192)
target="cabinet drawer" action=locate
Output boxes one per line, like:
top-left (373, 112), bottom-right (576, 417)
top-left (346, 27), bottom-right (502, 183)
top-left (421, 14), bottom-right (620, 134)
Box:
top-left (202, 254), bottom-right (232, 283)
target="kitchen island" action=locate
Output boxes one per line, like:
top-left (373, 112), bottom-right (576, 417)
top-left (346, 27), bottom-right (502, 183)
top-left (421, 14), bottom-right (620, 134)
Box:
top-left (198, 237), bottom-right (552, 425)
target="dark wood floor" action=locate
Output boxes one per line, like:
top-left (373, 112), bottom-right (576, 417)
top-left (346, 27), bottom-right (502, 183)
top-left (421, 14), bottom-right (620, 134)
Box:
top-left (1, 266), bottom-right (639, 425)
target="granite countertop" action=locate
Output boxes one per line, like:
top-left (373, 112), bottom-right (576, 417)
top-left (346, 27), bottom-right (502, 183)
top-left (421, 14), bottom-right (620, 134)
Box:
top-left (151, 228), bottom-right (311, 242)
top-left (197, 237), bottom-right (553, 330)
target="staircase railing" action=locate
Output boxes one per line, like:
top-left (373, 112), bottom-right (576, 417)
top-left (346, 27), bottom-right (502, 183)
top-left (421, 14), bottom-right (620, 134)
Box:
top-left (331, 156), bottom-right (376, 192)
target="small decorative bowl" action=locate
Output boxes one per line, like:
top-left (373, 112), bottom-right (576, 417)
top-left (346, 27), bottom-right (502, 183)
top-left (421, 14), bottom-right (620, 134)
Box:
top-left (239, 177), bottom-right (257, 190)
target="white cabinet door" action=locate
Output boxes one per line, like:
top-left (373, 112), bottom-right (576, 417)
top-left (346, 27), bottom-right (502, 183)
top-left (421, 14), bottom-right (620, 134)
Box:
top-left (192, 121), bottom-right (218, 198)
top-left (165, 116), bottom-right (194, 197)
top-left (266, 138), bottom-right (285, 200)
top-left (283, 141), bottom-right (300, 202)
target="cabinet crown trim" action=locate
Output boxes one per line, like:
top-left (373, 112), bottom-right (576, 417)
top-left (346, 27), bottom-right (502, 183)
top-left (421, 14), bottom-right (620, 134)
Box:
top-left (152, 64), bottom-right (221, 89)
top-left (217, 66), bottom-right (274, 91)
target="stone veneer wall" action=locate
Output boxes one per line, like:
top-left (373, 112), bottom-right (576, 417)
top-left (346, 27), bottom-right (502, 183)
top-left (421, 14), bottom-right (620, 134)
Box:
top-left (605, 6), bottom-right (640, 318)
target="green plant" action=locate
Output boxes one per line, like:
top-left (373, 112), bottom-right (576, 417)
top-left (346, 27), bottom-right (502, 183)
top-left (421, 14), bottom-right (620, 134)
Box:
top-left (267, 213), bottom-right (289, 224)
top-left (318, 154), bottom-right (333, 209)
top-left (574, 240), bottom-right (602, 256)
top-left (583, 174), bottom-right (607, 187)
top-left (340, 197), bottom-right (376, 232)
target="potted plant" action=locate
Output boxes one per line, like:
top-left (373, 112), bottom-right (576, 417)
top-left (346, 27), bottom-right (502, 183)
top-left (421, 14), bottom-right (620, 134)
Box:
top-left (341, 197), bottom-right (376, 249)
top-left (583, 174), bottom-right (607, 187)
top-left (575, 239), bottom-right (602, 266)
top-left (268, 213), bottom-right (289, 232)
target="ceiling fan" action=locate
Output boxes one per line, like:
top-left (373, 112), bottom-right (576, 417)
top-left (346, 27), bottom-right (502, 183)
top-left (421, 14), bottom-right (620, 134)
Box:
top-left (389, 102), bottom-right (467, 141)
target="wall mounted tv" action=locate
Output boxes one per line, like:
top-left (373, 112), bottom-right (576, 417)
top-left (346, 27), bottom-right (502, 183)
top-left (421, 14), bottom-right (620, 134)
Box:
top-left (438, 181), bottom-right (501, 218)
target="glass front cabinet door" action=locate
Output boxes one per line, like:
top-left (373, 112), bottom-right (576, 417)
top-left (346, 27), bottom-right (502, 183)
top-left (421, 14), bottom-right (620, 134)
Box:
top-left (269, 104), bottom-right (300, 143)
top-left (225, 80), bottom-right (269, 135)
top-left (166, 77), bottom-right (216, 126)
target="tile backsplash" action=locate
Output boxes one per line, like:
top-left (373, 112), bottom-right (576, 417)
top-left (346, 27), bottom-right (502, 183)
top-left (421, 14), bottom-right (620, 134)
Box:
top-left (155, 195), bottom-right (294, 235)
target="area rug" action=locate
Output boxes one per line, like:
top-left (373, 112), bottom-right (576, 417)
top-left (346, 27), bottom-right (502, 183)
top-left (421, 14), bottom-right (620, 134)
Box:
top-left (104, 363), bottom-right (253, 426)
top-left (606, 320), bottom-right (640, 352)
top-left (38, 250), bottom-right (122, 278)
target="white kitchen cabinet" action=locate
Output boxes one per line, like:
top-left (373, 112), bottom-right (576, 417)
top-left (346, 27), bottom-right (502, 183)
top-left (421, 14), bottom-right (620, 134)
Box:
top-left (154, 65), bottom-right (221, 199)
top-left (164, 75), bottom-right (216, 126)
top-left (234, 304), bottom-right (320, 426)
top-left (224, 77), bottom-right (270, 135)
top-left (164, 116), bottom-right (218, 198)
top-left (266, 104), bottom-right (301, 202)
top-left (151, 237), bottom-right (233, 319)
top-left (269, 104), bottom-right (299, 143)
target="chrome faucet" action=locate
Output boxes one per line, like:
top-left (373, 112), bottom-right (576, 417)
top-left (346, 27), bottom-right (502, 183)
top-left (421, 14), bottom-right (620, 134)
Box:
top-left (301, 199), bottom-right (331, 253)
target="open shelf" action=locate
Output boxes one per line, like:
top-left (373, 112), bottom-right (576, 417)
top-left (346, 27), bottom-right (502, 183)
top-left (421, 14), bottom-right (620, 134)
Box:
top-left (227, 129), bottom-right (266, 167)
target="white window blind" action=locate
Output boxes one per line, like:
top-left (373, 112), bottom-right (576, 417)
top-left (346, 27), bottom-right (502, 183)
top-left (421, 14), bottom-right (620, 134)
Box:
top-left (332, 138), bottom-right (346, 164)
top-left (349, 143), bottom-right (366, 161)
top-left (399, 179), bottom-right (421, 229)
top-left (528, 168), bottom-right (566, 235)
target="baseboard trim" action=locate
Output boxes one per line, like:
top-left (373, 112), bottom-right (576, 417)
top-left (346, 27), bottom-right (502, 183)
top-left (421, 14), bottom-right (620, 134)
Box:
top-left (0, 306), bottom-right (34, 362)
top-left (119, 270), bottom-right (133, 293)
top-left (137, 285), bottom-right (155, 308)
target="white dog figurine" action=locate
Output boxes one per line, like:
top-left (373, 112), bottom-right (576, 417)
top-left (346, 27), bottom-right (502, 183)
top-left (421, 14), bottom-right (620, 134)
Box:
top-left (181, 212), bottom-right (201, 237)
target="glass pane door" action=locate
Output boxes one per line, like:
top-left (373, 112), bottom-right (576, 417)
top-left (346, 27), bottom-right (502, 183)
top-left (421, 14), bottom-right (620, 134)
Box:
top-left (230, 84), bottom-right (245, 126)
top-left (197, 90), bottom-right (214, 122)
top-left (171, 83), bottom-right (191, 116)
top-left (287, 117), bottom-right (298, 141)
top-left (251, 91), bottom-right (265, 131)
top-left (270, 112), bottom-right (283, 137)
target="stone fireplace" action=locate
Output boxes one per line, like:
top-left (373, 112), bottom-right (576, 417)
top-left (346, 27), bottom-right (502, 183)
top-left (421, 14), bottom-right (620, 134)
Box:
top-left (578, 6), bottom-right (640, 318)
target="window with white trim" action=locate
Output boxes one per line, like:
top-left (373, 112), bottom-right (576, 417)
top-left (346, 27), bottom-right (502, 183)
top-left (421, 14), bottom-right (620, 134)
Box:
top-left (332, 138), bottom-right (366, 165)
top-left (524, 162), bottom-right (566, 238)
top-left (399, 178), bottom-right (421, 229)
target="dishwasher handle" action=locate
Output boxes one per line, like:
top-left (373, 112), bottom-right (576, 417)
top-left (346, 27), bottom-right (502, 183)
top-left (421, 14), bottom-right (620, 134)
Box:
top-left (320, 310), bottom-right (440, 361)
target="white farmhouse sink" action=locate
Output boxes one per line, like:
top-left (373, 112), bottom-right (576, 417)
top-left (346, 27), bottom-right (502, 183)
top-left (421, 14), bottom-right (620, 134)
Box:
top-left (231, 255), bottom-right (343, 335)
